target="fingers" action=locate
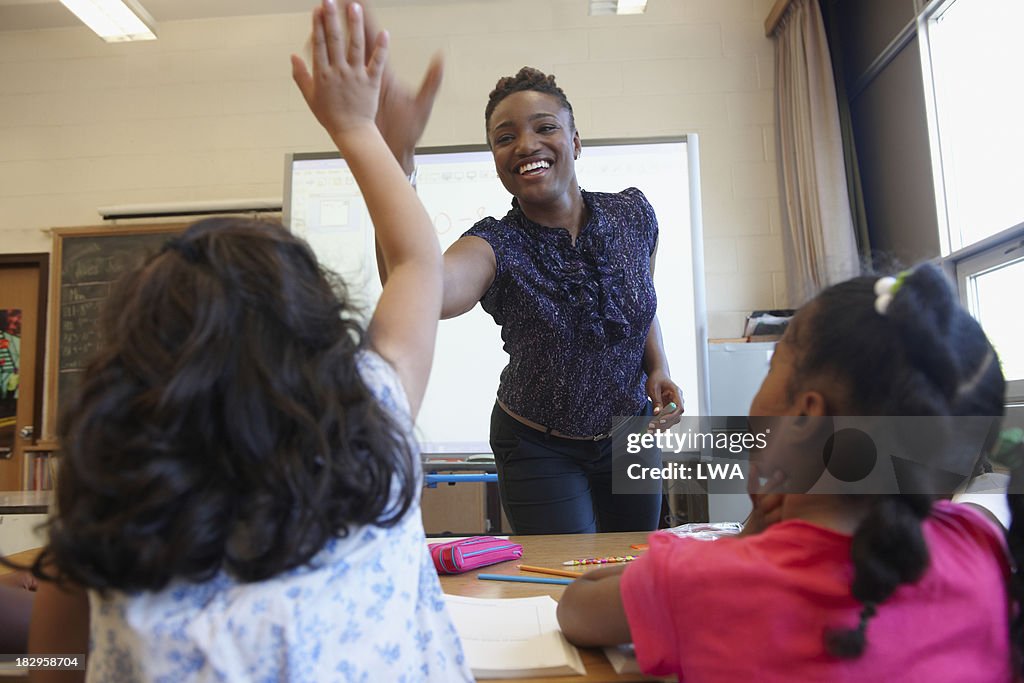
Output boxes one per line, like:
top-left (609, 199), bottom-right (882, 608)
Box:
top-left (747, 461), bottom-right (760, 497)
top-left (310, 6), bottom-right (328, 72)
top-left (344, 1), bottom-right (366, 67)
top-left (416, 53), bottom-right (445, 110)
top-left (761, 468), bottom-right (786, 495)
top-left (290, 54), bottom-right (313, 102)
top-left (748, 462), bottom-right (785, 498)
top-left (321, 0), bottom-right (345, 67)
top-left (360, 0), bottom-right (384, 64)
top-left (366, 29), bottom-right (389, 81)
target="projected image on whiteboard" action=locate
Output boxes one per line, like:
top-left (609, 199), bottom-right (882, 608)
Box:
top-left (283, 139), bottom-right (707, 455)
top-left (289, 157), bottom-right (375, 298)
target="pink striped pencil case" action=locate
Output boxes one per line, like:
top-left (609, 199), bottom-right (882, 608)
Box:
top-left (429, 536), bottom-right (523, 575)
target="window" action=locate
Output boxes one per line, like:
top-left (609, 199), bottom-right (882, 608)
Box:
top-left (921, 0), bottom-right (1024, 254)
top-left (955, 233), bottom-right (1024, 402)
top-left (924, 0), bottom-right (1024, 403)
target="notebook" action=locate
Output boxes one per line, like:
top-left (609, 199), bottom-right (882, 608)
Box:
top-left (444, 594), bottom-right (586, 679)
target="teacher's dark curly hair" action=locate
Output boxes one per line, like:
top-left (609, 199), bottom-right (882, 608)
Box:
top-left (30, 217), bottom-right (418, 592)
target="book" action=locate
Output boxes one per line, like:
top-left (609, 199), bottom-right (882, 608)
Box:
top-left (444, 594), bottom-right (586, 679)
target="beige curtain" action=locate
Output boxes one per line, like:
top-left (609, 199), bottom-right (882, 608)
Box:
top-left (773, 0), bottom-right (859, 304)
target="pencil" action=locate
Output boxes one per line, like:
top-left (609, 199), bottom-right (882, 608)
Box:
top-left (517, 564), bottom-right (585, 579)
top-left (477, 573), bottom-right (574, 586)
top-left (562, 555), bottom-right (639, 566)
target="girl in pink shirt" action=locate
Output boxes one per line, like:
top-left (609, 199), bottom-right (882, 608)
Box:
top-left (558, 263), bottom-right (1015, 681)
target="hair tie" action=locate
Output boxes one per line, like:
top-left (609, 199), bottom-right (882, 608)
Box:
top-left (873, 270), bottom-right (911, 315)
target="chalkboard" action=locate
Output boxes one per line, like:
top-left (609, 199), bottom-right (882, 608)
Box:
top-left (47, 224), bottom-right (186, 437)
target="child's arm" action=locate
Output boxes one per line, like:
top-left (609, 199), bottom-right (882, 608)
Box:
top-left (0, 583), bottom-right (33, 654)
top-left (556, 565), bottom-right (633, 647)
top-left (292, 0), bottom-right (441, 417)
top-left (27, 580), bottom-right (89, 683)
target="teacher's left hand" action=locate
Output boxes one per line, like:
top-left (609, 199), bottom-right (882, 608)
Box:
top-left (646, 369), bottom-right (683, 432)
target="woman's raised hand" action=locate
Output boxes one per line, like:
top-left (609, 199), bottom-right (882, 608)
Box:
top-left (291, 0), bottom-right (388, 142)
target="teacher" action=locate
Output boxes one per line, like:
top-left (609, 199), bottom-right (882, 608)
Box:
top-left (374, 57), bottom-right (683, 534)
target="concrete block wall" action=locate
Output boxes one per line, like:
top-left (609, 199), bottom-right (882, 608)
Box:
top-left (0, 0), bottom-right (784, 338)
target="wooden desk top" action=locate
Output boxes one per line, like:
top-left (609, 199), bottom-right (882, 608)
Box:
top-left (439, 531), bottom-right (668, 683)
top-left (0, 547), bottom-right (42, 575)
top-left (3, 534), bottom-right (667, 682)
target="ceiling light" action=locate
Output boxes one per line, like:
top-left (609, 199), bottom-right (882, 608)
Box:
top-left (59, 0), bottom-right (157, 42)
top-left (589, 0), bottom-right (648, 15)
top-left (616, 0), bottom-right (648, 14)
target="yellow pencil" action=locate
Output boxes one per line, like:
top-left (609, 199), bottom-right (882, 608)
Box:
top-left (517, 564), bottom-right (585, 579)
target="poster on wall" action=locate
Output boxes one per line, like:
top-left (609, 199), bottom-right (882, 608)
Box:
top-left (0, 309), bottom-right (21, 459)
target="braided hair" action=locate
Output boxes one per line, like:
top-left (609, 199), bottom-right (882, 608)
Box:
top-left (787, 263), bottom-right (1005, 658)
top-left (483, 66), bottom-right (576, 142)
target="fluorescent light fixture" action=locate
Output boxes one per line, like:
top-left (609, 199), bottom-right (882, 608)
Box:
top-left (589, 0), bottom-right (648, 15)
top-left (616, 0), bottom-right (648, 14)
top-left (59, 0), bottom-right (157, 42)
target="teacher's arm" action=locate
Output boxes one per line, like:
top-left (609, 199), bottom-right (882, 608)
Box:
top-left (365, 0), bottom-right (444, 287)
top-left (556, 565), bottom-right (632, 647)
top-left (439, 237), bottom-right (496, 319)
top-left (643, 240), bottom-right (683, 428)
top-left (379, 236), bottom-right (495, 320)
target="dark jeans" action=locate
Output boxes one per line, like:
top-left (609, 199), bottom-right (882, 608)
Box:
top-left (489, 402), bottom-right (663, 535)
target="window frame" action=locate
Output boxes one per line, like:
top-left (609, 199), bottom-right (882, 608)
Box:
top-left (947, 221), bottom-right (1024, 404)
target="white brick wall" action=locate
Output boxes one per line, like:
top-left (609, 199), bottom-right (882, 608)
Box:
top-left (0, 0), bottom-right (784, 338)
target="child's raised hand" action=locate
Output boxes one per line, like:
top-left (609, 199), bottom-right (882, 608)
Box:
top-left (292, 0), bottom-right (388, 141)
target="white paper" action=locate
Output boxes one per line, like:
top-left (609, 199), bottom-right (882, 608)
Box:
top-left (444, 594), bottom-right (586, 679)
top-left (603, 644), bottom-right (641, 674)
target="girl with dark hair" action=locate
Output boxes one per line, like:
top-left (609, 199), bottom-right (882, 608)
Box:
top-left (23, 2), bottom-right (470, 681)
top-left (372, 57), bottom-right (682, 535)
top-left (556, 263), bottom-right (1014, 681)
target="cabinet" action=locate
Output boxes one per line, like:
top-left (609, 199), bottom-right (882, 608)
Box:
top-left (707, 341), bottom-right (775, 523)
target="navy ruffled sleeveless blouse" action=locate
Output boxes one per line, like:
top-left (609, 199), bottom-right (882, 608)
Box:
top-left (463, 187), bottom-right (658, 437)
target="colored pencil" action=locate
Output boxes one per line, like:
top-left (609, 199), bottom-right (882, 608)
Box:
top-left (562, 555), bottom-right (639, 566)
top-left (477, 573), bottom-right (573, 586)
top-left (517, 564), bottom-right (585, 579)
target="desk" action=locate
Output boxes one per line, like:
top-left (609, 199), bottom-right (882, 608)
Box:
top-left (0, 547), bottom-right (41, 575)
top-left (440, 531), bottom-right (668, 683)
top-left (4, 536), bottom-right (666, 682)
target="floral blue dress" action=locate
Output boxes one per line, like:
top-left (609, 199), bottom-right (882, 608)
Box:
top-left (85, 352), bottom-right (471, 683)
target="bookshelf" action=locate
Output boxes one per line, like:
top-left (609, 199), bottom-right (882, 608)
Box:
top-left (21, 440), bottom-right (57, 491)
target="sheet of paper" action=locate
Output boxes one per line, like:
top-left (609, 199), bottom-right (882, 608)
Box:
top-left (444, 594), bottom-right (585, 678)
top-left (603, 644), bottom-right (641, 674)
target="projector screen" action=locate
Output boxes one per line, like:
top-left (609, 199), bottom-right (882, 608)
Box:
top-left (284, 137), bottom-right (708, 454)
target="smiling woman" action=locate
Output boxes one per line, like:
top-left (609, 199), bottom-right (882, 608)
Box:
top-left (375, 64), bottom-right (685, 535)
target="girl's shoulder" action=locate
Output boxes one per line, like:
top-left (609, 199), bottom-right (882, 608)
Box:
top-left (927, 499), bottom-right (1008, 554)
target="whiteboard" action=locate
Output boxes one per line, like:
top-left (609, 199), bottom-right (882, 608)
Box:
top-left (284, 137), bottom-right (709, 454)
